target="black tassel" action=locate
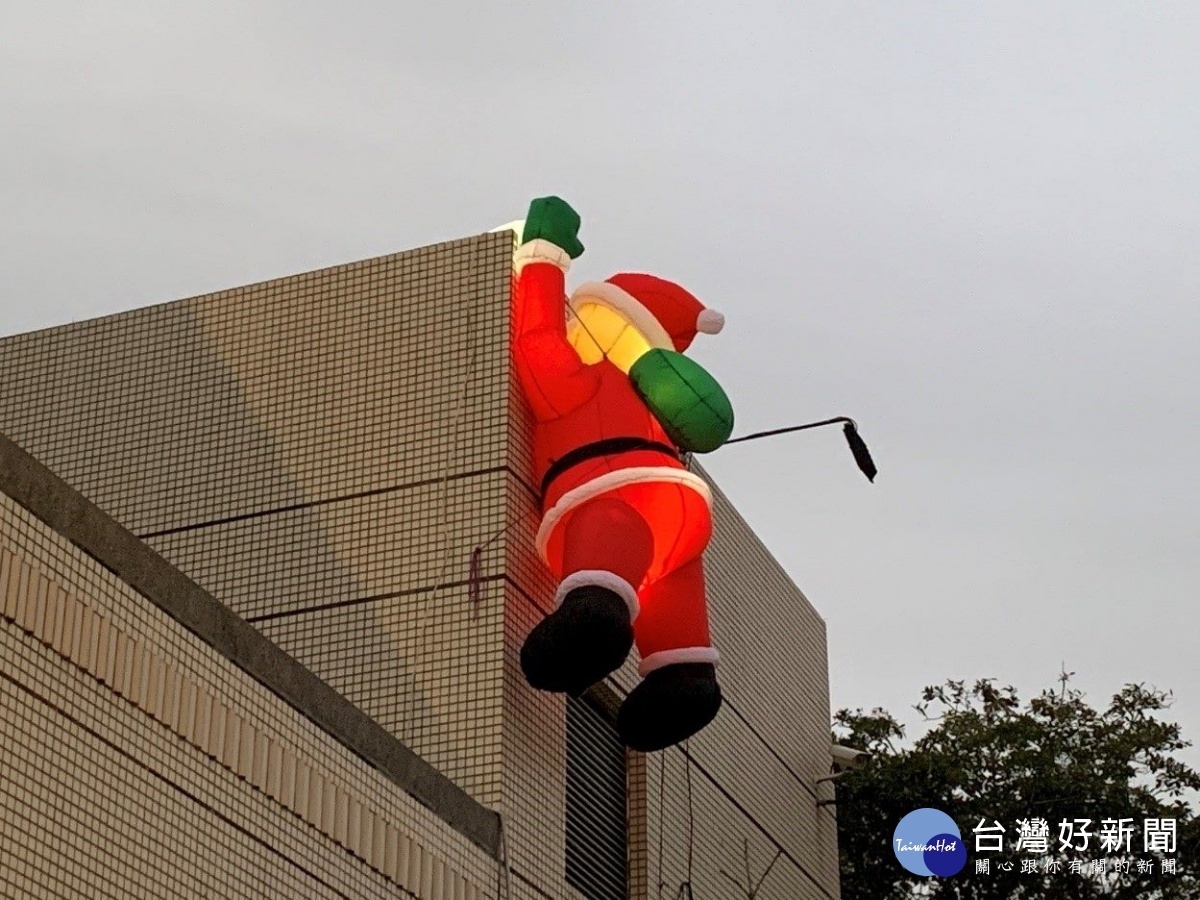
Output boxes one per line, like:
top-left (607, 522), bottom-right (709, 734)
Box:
top-left (842, 423), bottom-right (878, 482)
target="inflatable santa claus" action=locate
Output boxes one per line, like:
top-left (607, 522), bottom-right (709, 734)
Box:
top-left (511, 196), bottom-right (734, 751)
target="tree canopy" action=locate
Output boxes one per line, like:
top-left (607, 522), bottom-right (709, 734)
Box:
top-left (832, 677), bottom-right (1198, 899)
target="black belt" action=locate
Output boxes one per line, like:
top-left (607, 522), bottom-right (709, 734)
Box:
top-left (540, 437), bottom-right (680, 498)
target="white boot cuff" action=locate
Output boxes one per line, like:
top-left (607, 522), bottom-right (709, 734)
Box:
top-left (638, 646), bottom-right (720, 676)
top-left (554, 570), bottom-right (639, 621)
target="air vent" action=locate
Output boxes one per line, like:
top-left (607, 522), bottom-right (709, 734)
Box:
top-left (565, 694), bottom-right (628, 900)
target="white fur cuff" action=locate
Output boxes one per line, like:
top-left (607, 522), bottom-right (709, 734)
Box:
top-left (555, 570), bottom-right (639, 621)
top-left (513, 238), bottom-right (571, 275)
top-left (638, 646), bottom-right (720, 676)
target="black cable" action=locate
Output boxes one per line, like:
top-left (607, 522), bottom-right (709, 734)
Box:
top-left (724, 416), bottom-right (877, 482)
top-left (725, 416), bottom-right (856, 444)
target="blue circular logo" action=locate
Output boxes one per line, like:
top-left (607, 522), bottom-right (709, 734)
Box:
top-left (893, 809), bottom-right (966, 877)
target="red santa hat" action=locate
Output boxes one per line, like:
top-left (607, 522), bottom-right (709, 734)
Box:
top-left (569, 273), bottom-right (725, 353)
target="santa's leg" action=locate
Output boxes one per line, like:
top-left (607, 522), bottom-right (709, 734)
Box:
top-left (617, 557), bottom-right (722, 751)
top-left (521, 497), bottom-right (653, 695)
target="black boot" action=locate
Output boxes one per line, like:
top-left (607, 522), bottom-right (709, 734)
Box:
top-left (617, 663), bottom-right (722, 751)
top-left (520, 585), bottom-right (634, 695)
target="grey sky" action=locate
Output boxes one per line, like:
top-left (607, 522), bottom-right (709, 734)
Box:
top-left (3, 3), bottom-right (1197, 772)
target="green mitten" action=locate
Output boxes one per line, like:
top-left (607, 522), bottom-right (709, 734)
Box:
top-left (629, 349), bottom-right (734, 453)
top-left (523, 196), bottom-right (585, 258)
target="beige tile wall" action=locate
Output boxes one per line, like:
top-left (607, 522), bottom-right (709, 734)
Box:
top-left (1, 489), bottom-right (496, 899)
top-left (0, 234), bottom-right (514, 807)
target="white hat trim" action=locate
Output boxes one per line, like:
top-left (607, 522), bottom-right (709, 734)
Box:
top-left (569, 281), bottom-right (674, 351)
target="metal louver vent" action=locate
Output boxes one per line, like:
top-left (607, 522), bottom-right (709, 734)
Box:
top-left (565, 694), bottom-right (628, 900)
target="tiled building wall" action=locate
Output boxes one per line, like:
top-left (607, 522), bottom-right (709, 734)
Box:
top-left (0, 234), bottom-right (514, 806)
top-left (0, 490), bottom-right (497, 899)
top-left (0, 231), bottom-right (840, 898)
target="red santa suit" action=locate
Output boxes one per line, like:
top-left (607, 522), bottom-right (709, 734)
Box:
top-left (511, 238), bottom-right (726, 676)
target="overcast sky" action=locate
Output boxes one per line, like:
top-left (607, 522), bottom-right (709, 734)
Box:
top-left (2, 3), bottom-right (1197, 773)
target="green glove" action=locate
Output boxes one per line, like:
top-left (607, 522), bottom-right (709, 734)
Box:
top-left (629, 349), bottom-right (735, 453)
top-left (523, 196), bottom-right (584, 259)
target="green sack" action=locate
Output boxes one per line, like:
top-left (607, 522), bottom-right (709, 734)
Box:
top-left (629, 349), bottom-right (734, 453)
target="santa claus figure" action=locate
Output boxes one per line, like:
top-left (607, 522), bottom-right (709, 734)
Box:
top-left (511, 196), bottom-right (733, 751)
